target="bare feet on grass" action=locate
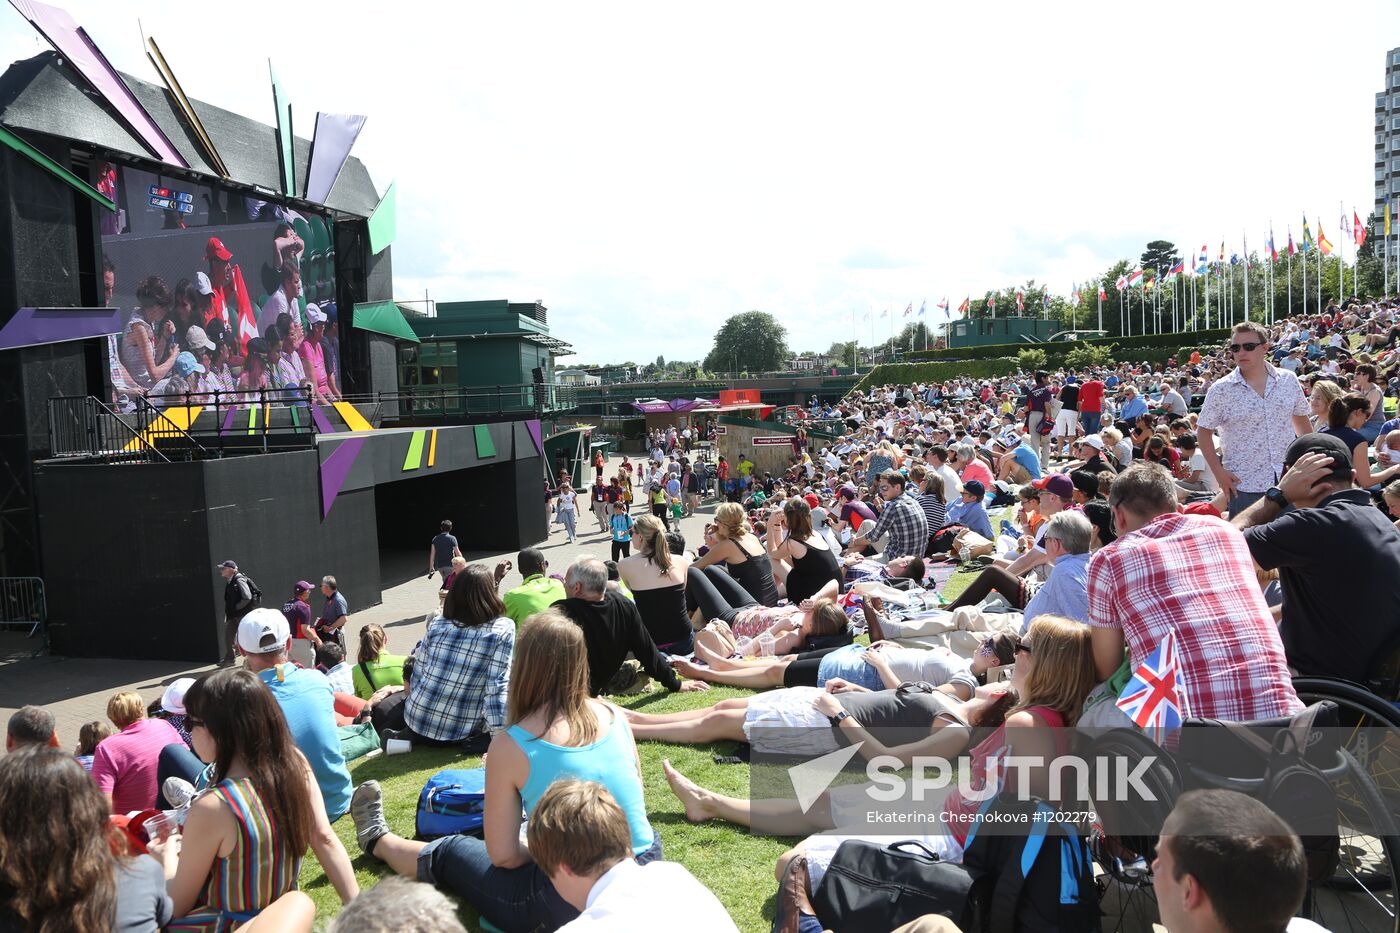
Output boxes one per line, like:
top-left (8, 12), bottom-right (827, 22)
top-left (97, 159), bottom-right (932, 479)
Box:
top-left (663, 759), bottom-right (718, 823)
top-left (672, 658), bottom-right (710, 682)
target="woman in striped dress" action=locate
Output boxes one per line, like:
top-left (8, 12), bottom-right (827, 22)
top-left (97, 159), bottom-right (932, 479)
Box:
top-left (150, 669), bottom-right (358, 930)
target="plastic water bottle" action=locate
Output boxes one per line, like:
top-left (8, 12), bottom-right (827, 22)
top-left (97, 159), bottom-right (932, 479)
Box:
top-left (958, 546), bottom-right (971, 563)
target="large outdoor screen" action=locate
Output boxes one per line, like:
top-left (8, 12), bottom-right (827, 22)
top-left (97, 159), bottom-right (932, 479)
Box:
top-left (98, 160), bottom-right (338, 410)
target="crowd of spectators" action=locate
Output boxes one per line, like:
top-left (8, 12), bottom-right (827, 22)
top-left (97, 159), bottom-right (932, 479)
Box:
top-left (5, 298), bottom-right (1400, 931)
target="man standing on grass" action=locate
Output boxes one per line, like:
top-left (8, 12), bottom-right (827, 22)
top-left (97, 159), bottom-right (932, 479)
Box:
top-left (1197, 321), bottom-right (1312, 514)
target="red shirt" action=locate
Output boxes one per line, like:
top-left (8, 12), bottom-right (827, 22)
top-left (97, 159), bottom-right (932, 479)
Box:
top-left (1077, 380), bottom-right (1105, 413)
top-left (1086, 512), bottom-right (1301, 722)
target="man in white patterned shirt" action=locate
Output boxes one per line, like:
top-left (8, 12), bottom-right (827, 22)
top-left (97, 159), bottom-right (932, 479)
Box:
top-left (1196, 321), bottom-right (1312, 514)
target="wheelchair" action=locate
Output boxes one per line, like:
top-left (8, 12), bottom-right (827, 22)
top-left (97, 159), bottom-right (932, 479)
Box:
top-left (1085, 691), bottom-right (1400, 933)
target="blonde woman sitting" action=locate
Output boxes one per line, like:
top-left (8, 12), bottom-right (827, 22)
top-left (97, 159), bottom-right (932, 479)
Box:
top-left (691, 503), bottom-right (780, 606)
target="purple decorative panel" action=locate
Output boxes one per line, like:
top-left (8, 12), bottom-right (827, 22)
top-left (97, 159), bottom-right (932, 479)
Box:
top-left (0, 306), bottom-right (122, 351)
top-left (319, 437), bottom-right (366, 519)
top-left (9, 0), bottom-right (188, 167)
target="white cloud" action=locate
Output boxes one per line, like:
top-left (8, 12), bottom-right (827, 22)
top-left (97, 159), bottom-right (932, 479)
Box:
top-left (2, 0), bottom-right (1395, 363)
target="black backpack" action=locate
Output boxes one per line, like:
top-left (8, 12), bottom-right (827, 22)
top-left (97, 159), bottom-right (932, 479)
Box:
top-left (961, 796), bottom-right (1101, 933)
top-left (811, 839), bottom-right (976, 932)
top-left (242, 574), bottom-right (263, 609)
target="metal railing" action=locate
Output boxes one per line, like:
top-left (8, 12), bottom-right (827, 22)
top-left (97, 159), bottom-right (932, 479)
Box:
top-left (49, 395), bottom-right (174, 463)
top-left (368, 383), bottom-right (580, 419)
top-left (0, 577), bottom-right (46, 648)
top-left (48, 383), bottom-right (581, 463)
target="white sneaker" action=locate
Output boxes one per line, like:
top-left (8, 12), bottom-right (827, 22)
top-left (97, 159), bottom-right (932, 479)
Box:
top-left (162, 776), bottom-right (197, 809)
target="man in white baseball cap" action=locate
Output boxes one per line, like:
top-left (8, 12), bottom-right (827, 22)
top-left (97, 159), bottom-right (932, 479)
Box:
top-left (236, 608), bottom-right (353, 820)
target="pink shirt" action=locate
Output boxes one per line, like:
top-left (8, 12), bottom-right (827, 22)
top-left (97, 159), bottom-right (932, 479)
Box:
top-left (297, 338), bottom-right (329, 394)
top-left (91, 718), bottom-right (182, 814)
top-left (960, 458), bottom-right (995, 490)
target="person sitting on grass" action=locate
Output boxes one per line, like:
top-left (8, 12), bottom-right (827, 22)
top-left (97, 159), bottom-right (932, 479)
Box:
top-left (92, 691), bottom-right (182, 814)
top-left (73, 719), bottom-right (114, 772)
top-left (5, 704), bottom-right (58, 752)
top-left (351, 622), bottom-right (406, 700)
top-left (0, 746), bottom-right (174, 932)
top-left (527, 778), bottom-right (739, 932)
top-left (326, 877), bottom-right (466, 933)
top-left (690, 502), bottom-right (781, 606)
top-left (398, 564), bottom-right (515, 751)
top-left (315, 641), bottom-right (354, 694)
top-left (553, 557), bottom-right (706, 696)
top-left (349, 611), bottom-right (662, 933)
top-left (942, 511), bottom-right (1093, 626)
top-left (149, 668), bottom-right (358, 924)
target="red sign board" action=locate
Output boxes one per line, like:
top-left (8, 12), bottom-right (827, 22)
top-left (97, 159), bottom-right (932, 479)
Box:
top-left (720, 389), bottom-right (761, 405)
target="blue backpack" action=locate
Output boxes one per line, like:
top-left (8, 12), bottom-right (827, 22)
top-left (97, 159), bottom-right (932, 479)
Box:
top-left (415, 768), bottom-right (487, 841)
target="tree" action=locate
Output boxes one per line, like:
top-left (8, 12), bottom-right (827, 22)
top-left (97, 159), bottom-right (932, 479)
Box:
top-left (655, 355), bottom-right (666, 370)
top-left (704, 311), bottom-right (789, 374)
top-left (895, 322), bottom-right (934, 352)
top-left (1016, 348), bottom-right (1047, 371)
top-left (1140, 241), bottom-right (1181, 278)
top-left (1064, 344), bottom-right (1114, 370)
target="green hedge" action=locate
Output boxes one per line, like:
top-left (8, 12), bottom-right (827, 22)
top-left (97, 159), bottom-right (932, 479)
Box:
top-left (905, 327), bottom-right (1231, 363)
top-left (853, 357), bottom-right (1021, 392)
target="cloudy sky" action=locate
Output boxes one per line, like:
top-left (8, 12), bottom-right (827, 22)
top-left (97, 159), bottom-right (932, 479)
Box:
top-left (4, 1), bottom-right (1399, 364)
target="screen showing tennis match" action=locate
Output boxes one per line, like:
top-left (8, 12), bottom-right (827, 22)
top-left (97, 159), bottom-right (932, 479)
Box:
top-left (98, 160), bottom-right (336, 409)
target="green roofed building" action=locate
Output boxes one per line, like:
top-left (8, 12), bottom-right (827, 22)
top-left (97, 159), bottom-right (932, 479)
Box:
top-left (364, 299), bottom-right (576, 416)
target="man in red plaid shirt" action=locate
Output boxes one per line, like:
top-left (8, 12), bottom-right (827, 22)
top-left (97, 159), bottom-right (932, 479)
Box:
top-left (1087, 463), bottom-right (1302, 722)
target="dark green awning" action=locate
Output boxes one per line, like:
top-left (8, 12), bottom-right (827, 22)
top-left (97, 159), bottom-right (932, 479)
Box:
top-left (352, 301), bottom-right (420, 343)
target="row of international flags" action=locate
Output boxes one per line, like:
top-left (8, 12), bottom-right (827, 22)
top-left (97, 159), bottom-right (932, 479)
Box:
top-left (878, 208), bottom-right (1378, 319)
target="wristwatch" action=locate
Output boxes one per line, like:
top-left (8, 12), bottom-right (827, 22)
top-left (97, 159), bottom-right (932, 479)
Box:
top-left (1264, 485), bottom-right (1289, 508)
top-left (828, 710), bottom-right (851, 727)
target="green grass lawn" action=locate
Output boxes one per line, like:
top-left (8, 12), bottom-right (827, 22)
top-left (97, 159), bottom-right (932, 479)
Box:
top-left (299, 568), bottom-right (983, 931)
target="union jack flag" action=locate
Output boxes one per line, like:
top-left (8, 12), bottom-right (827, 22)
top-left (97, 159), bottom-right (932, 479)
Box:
top-left (1116, 632), bottom-right (1184, 737)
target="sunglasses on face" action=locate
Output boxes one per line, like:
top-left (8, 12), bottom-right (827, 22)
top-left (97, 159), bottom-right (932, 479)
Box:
top-left (185, 717), bottom-right (205, 730)
top-left (1013, 639), bottom-right (1033, 656)
top-left (1228, 341), bottom-right (1263, 353)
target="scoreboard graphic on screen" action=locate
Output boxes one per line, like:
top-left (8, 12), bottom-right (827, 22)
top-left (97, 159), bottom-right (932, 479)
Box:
top-left (147, 183), bottom-right (193, 214)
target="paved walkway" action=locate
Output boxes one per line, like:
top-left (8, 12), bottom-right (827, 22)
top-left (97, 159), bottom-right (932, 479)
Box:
top-left (0, 500), bottom-right (720, 744)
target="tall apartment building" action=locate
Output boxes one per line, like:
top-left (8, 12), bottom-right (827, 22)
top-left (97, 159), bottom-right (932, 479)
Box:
top-left (1376, 47), bottom-right (1400, 260)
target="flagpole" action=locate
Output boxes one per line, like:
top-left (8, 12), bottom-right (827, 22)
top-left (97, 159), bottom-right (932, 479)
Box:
top-left (851, 308), bottom-right (858, 375)
top-left (1096, 282), bottom-right (1102, 332)
top-left (1243, 233), bottom-right (1249, 323)
top-left (1205, 265), bottom-right (1210, 330)
top-left (1340, 202), bottom-right (1347, 306)
top-left (1302, 238), bottom-right (1307, 318)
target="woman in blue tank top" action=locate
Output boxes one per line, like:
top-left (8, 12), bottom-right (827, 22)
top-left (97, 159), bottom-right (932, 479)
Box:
top-left (348, 611), bottom-right (659, 932)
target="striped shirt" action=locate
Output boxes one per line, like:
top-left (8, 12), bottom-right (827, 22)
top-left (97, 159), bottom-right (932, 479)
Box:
top-left (167, 777), bottom-right (300, 932)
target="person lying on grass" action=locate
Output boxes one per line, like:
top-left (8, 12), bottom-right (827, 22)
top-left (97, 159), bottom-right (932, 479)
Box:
top-left (688, 564), bottom-right (846, 661)
top-left (679, 596), bottom-right (1017, 696)
top-left (626, 646), bottom-right (1019, 760)
top-left (675, 629), bottom-right (1016, 698)
top-left (655, 615), bottom-right (1095, 869)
